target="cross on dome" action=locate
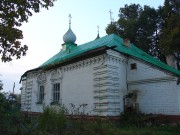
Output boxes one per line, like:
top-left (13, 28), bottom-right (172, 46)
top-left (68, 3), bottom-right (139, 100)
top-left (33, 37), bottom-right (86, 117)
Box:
top-left (68, 14), bottom-right (72, 27)
top-left (109, 9), bottom-right (113, 23)
top-left (97, 25), bottom-right (99, 34)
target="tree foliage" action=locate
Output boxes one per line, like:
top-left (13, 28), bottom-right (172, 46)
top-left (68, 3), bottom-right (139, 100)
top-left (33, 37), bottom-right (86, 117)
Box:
top-left (158, 0), bottom-right (180, 69)
top-left (106, 4), bottom-right (162, 60)
top-left (106, 1), bottom-right (180, 64)
top-left (0, 0), bottom-right (56, 62)
top-left (117, 4), bottom-right (142, 44)
top-left (0, 80), bottom-right (2, 90)
top-left (158, 0), bottom-right (180, 54)
top-left (0, 92), bottom-right (21, 135)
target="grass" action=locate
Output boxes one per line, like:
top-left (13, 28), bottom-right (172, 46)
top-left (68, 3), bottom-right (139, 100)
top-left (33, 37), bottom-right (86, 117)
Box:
top-left (1, 104), bottom-right (180, 135)
top-left (112, 126), bottom-right (179, 135)
top-left (35, 107), bottom-right (180, 135)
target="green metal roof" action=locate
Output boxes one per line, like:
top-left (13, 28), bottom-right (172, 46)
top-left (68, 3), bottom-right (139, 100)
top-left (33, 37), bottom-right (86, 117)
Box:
top-left (40, 34), bottom-right (180, 76)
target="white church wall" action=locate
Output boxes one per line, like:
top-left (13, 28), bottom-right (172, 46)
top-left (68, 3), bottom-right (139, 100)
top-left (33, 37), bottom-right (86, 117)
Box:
top-left (26, 75), bottom-right (33, 112)
top-left (60, 52), bottom-right (128, 116)
top-left (28, 73), bottom-right (44, 113)
top-left (127, 58), bottom-right (180, 115)
top-left (44, 73), bottom-right (53, 107)
top-left (31, 75), bottom-right (44, 113)
top-left (21, 51), bottom-right (180, 116)
top-left (61, 61), bottom-right (96, 115)
top-left (61, 53), bottom-right (121, 116)
top-left (103, 50), bottom-right (128, 115)
top-left (128, 81), bottom-right (180, 115)
top-left (106, 50), bottom-right (127, 92)
top-left (20, 80), bottom-right (27, 111)
top-left (21, 54), bottom-right (112, 115)
top-left (127, 58), bottom-right (172, 82)
top-left (22, 72), bottom-right (52, 113)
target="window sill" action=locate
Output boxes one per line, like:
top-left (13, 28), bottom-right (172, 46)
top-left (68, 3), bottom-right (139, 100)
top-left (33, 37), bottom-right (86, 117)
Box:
top-left (50, 101), bottom-right (60, 105)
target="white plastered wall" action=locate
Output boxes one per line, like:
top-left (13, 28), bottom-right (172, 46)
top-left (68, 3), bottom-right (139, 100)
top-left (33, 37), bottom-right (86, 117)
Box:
top-left (127, 58), bottom-right (180, 115)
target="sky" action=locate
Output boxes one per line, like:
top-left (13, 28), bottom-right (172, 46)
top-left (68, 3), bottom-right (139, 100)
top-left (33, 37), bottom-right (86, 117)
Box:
top-left (0, 0), bottom-right (164, 94)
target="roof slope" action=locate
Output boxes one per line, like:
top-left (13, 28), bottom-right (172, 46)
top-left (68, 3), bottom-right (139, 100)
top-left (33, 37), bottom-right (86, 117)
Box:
top-left (40, 34), bottom-right (180, 76)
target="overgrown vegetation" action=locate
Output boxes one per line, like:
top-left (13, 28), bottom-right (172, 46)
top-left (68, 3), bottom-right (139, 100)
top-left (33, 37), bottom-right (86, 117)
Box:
top-left (0, 99), bottom-right (180, 135)
top-left (0, 91), bottom-right (21, 135)
top-left (0, 85), bottom-right (179, 135)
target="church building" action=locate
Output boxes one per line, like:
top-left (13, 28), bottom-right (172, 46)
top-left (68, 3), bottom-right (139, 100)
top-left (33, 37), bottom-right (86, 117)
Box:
top-left (20, 16), bottom-right (180, 116)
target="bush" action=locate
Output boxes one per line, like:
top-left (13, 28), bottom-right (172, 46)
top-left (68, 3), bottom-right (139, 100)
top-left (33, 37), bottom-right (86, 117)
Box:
top-left (39, 106), bottom-right (66, 135)
top-left (119, 111), bottom-right (147, 127)
top-left (0, 92), bottom-right (22, 135)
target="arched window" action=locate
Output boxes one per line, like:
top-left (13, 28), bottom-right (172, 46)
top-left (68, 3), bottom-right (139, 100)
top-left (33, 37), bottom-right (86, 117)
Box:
top-left (37, 73), bottom-right (46, 104)
top-left (50, 69), bottom-right (62, 105)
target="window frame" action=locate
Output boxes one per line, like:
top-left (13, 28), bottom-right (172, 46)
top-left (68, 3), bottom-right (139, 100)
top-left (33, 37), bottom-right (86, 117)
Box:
top-left (130, 63), bottom-right (137, 70)
top-left (52, 83), bottom-right (60, 103)
top-left (50, 69), bottom-right (62, 105)
top-left (38, 85), bottom-right (45, 103)
top-left (36, 73), bottom-right (46, 105)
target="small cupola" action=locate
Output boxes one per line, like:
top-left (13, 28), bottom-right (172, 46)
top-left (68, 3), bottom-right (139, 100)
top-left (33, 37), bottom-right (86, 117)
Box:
top-left (95, 25), bottom-right (100, 40)
top-left (62, 14), bottom-right (77, 52)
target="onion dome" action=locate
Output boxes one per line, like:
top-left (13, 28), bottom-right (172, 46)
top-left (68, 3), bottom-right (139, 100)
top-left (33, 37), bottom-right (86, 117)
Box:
top-left (63, 14), bottom-right (76, 44)
top-left (63, 27), bottom-right (76, 43)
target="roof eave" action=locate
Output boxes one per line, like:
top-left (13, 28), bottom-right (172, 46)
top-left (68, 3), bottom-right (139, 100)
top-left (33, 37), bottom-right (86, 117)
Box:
top-left (19, 45), bottom-right (116, 83)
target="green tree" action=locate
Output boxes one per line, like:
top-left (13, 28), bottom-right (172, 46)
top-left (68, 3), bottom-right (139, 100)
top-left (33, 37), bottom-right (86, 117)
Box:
top-left (106, 22), bottom-right (119, 35)
top-left (0, 79), bottom-right (23, 135)
top-left (106, 4), bottom-right (166, 62)
top-left (136, 6), bottom-right (158, 55)
top-left (0, 89), bottom-right (24, 135)
top-left (117, 4), bottom-right (142, 44)
top-left (158, 0), bottom-right (180, 69)
top-left (0, 0), bottom-right (56, 62)
top-left (0, 80), bottom-right (2, 90)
